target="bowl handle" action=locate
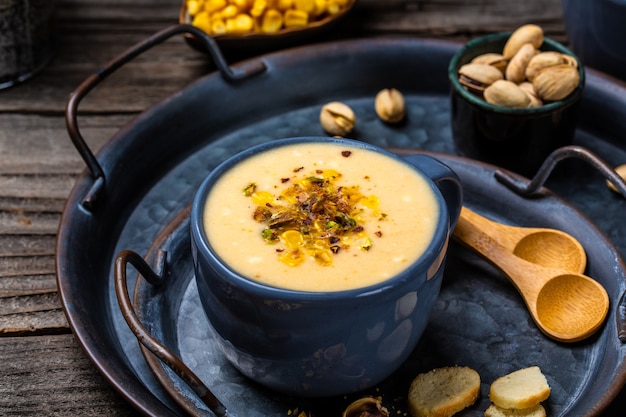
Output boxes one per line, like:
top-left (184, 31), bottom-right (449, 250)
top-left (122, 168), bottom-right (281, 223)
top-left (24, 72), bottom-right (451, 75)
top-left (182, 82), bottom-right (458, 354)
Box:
top-left (114, 248), bottom-right (237, 417)
top-left (494, 145), bottom-right (626, 199)
top-left (65, 24), bottom-right (267, 211)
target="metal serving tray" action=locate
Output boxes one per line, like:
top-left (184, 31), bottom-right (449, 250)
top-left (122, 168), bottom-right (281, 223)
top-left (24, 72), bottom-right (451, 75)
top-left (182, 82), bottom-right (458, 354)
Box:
top-left (57, 28), bottom-right (626, 416)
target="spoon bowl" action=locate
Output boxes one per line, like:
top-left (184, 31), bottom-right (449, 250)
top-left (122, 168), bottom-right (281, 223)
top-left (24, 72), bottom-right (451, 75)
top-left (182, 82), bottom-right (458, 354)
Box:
top-left (459, 206), bottom-right (586, 273)
top-left (453, 207), bottom-right (608, 342)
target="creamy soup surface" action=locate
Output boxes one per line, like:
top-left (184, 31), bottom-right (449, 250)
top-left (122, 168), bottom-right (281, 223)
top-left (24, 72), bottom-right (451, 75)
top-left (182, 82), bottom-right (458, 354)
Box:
top-left (203, 142), bottom-right (440, 292)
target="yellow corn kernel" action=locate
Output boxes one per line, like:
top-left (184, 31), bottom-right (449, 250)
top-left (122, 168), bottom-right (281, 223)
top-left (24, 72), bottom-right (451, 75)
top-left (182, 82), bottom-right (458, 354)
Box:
top-left (250, 0), bottom-right (268, 17)
top-left (251, 191), bottom-right (274, 205)
top-left (205, 0), bottom-right (228, 13)
top-left (313, 0), bottom-right (327, 16)
top-left (211, 18), bottom-right (227, 34)
top-left (226, 13), bottom-right (255, 33)
top-left (229, 0), bottom-right (250, 8)
top-left (187, 0), bottom-right (203, 16)
top-left (294, 0), bottom-right (315, 13)
top-left (312, 249), bottom-right (333, 266)
top-left (320, 169), bottom-right (340, 180)
top-left (279, 249), bottom-right (306, 266)
top-left (326, 0), bottom-right (344, 14)
top-left (276, 0), bottom-right (293, 11)
top-left (281, 230), bottom-right (304, 249)
top-left (360, 195), bottom-right (379, 209)
top-left (261, 8), bottom-right (283, 32)
top-left (192, 11), bottom-right (213, 33)
top-left (221, 4), bottom-right (239, 18)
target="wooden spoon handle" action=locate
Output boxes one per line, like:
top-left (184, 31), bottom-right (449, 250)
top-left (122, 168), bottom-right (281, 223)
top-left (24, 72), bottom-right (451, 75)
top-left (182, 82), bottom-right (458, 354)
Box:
top-left (453, 209), bottom-right (545, 301)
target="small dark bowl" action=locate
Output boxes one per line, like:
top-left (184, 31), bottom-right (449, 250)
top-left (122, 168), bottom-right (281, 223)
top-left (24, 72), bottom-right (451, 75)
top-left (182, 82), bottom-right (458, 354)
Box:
top-left (448, 32), bottom-right (585, 177)
top-left (179, 0), bottom-right (356, 52)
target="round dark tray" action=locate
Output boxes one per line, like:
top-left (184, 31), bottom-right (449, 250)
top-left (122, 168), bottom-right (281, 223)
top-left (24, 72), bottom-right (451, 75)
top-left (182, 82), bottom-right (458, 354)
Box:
top-left (57, 35), bottom-right (626, 416)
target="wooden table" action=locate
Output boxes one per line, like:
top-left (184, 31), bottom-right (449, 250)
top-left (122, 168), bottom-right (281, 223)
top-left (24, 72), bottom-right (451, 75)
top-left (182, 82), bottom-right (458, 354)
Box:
top-left (0, 0), bottom-right (623, 415)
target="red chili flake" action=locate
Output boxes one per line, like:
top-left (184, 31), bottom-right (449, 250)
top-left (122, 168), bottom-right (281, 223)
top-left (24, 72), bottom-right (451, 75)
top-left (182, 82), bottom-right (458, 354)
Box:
top-left (281, 178), bottom-right (290, 183)
top-left (315, 169), bottom-right (323, 174)
top-left (293, 167), bottom-right (304, 172)
top-left (375, 231), bottom-right (383, 237)
top-left (352, 226), bottom-right (364, 233)
top-left (276, 248), bottom-right (284, 252)
top-left (341, 150), bottom-right (352, 157)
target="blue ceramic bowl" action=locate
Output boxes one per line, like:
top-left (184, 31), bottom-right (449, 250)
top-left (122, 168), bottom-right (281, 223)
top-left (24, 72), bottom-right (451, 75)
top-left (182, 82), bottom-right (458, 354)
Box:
top-left (449, 32), bottom-right (585, 177)
top-left (190, 137), bottom-right (462, 397)
top-left (562, 0), bottom-right (626, 81)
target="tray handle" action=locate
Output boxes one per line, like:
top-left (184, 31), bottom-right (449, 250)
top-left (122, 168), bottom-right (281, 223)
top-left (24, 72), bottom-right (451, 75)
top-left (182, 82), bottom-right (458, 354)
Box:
top-left (114, 249), bottom-right (236, 417)
top-left (66, 24), bottom-right (267, 211)
top-left (495, 145), bottom-right (626, 199)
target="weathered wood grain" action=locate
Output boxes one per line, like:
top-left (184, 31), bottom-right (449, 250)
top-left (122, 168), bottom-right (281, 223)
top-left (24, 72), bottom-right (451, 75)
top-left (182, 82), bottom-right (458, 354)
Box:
top-left (0, 334), bottom-right (140, 416)
top-left (2, 0), bottom-right (618, 416)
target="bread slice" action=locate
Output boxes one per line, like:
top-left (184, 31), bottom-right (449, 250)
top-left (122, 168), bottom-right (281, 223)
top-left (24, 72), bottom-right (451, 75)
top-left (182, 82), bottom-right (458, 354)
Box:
top-left (407, 366), bottom-right (481, 417)
top-left (489, 366), bottom-right (550, 410)
top-left (484, 403), bottom-right (546, 417)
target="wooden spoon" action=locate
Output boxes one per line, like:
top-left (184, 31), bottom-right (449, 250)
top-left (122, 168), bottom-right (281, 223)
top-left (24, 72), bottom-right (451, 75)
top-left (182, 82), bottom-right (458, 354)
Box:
top-left (453, 207), bottom-right (609, 343)
top-left (458, 207), bottom-right (587, 274)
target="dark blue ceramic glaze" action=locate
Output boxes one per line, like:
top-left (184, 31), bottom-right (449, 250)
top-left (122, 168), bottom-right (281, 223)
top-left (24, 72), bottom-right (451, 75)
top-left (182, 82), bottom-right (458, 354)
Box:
top-left (562, 0), bottom-right (626, 81)
top-left (449, 33), bottom-right (585, 177)
top-left (190, 137), bottom-right (462, 397)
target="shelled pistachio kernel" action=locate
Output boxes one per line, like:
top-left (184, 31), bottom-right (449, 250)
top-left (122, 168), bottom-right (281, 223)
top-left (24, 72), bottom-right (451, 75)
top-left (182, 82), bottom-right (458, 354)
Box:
top-left (320, 101), bottom-right (356, 136)
top-left (607, 164), bottom-right (626, 193)
top-left (375, 88), bottom-right (406, 123)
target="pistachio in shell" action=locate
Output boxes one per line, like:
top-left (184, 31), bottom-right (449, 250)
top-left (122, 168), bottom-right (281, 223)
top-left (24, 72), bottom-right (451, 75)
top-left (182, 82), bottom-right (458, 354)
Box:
top-left (525, 51), bottom-right (569, 81)
top-left (471, 52), bottom-right (508, 73)
top-left (375, 88), bottom-right (406, 123)
top-left (484, 80), bottom-right (531, 108)
top-left (532, 64), bottom-right (580, 101)
top-left (518, 82), bottom-right (543, 107)
top-left (505, 43), bottom-right (538, 84)
top-left (320, 101), bottom-right (356, 136)
top-left (342, 397), bottom-right (389, 417)
top-left (503, 24), bottom-right (544, 59)
top-left (458, 63), bottom-right (504, 93)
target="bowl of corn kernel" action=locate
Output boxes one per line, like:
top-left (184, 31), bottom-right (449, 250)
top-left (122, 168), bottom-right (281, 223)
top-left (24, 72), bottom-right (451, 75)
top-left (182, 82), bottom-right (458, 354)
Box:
top-left (180, 0), bottom-right (356, 49)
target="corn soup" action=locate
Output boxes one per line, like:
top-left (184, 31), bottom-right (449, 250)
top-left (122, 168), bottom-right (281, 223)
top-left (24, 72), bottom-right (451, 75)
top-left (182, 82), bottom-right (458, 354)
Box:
top-left (203, 142), bottom-right (440, 291)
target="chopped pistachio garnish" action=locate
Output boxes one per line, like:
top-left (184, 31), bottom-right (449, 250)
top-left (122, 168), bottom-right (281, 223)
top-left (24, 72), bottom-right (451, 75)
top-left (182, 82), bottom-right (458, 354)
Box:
top-left (245, 158), bottom-right (385, 267)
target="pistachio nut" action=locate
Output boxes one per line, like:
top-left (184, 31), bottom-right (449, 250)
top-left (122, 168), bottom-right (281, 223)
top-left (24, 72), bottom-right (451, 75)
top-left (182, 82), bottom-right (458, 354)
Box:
top-left (375, 88), bottom-right (406, 123)
top-left (471, 52), bottom-right (508, 73)
top-left (532, 64), bottom-right (580, 101)
top-left (561, 53), bottom-right (578, 68)
top-left (484, 80), bottom-right (531, 108)
top-left (525, 51), bottom-right (569, 81)
top-left (458, 63), bottom-right (504, 93)
top-left (503, 24), bottom-right (544, 59)
top-left (607, 164), bottom-right (626, 193)
top-left (342, 397), bottom-right (389, 417)
top-left (320, 101), bottom-right (356, 136)
top-left (505, 43), bottom-right (538, 84)
top-left (518, 82), bottom-right (543, 107)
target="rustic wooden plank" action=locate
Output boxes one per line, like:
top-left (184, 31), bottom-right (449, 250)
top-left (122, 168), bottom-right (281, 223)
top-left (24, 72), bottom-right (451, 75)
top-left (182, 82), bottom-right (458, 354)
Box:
top-left (0, 334), bottom-right (140, 416)
top-left (0, 274), bottom-right (58, 297)
top-left (0, 235), bottom-right (56, 257)
top-left (0, 114), bottom-right (136, 175)
top-left (0, 309), bottom-right (67, 335)
top-left (0, 175), bottom-right (76, 199)
top-left (0, 255), bottom-right (55, 278)
top-left (0, 212), bottom-right (60, 235)
top-left (0, 197), bottom-right (66, 213)
top-left (0, 292), bottom-right (60, 316)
